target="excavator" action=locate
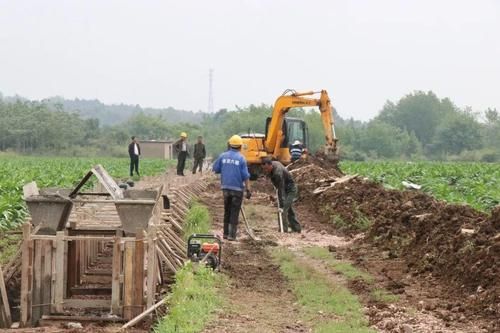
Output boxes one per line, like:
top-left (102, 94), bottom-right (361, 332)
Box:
top-left (241, 89), bottom-right (338, 179)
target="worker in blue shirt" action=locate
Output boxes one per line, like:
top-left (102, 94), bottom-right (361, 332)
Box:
top-left (212, 135), bottom-right (251, 241)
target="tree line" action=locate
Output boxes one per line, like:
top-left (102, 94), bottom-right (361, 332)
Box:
top-left (0, 91), bottom-right (498, 161)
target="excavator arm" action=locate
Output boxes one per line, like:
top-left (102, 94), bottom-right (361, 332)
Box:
top-left (265, 90), bottom-right (338, 159)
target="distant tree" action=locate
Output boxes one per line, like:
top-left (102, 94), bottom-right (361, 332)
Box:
top-left (376, 91), bottom-right (455, 146)
top-left (357, 121), bottom-right (414, 158)
top-left (434, 110), bottom-right (482, 155)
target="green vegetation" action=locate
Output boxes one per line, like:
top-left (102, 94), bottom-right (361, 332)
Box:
top-left (0, 233), bottom-right (21, 264)
top-left (153, 262), bottom-right (222, 333)
top-left (303, 247), bottom-right (399, 306)
top-left (273, 248), bottom-right (375, 333)
top-left (320, 206), bottom-right (372, 233)
top-left (183, 202), bottom-right (212, 240)
top-left (3, 90), bottom-right (499, 161)
top-left (341, 160), bottom-right (499, 211)
top-left (0, 156), bottom-right (171, 229)
top-left (303, 247), bottom-right (373, 283)
top-left (371, 289), bottom-right (399, 303)
top-left (155, 202), bottom-right (219, 333)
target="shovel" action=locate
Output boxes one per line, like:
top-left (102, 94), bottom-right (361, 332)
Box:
top-left (240, 205), bottom-right (261, 241)
top-left (275, 188), bottom-right (284, 233)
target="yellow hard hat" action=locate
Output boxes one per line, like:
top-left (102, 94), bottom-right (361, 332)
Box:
top-left (228, 135), bottom-right (243, 147)
top-left (180, 132), bottom-right (187, 138)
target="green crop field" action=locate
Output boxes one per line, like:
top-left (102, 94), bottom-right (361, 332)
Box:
top-left (0, 155), bottom-right (172, 230)
top-left (340, 161), bottom-right (499, 212)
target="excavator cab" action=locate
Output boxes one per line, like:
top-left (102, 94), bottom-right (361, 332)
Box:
top-left (265, 116), bottom-right (308, 150)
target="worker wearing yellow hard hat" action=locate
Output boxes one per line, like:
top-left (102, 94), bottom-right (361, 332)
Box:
top-left (174, 132), bottom-right (189, 176)
top-left (212, 134), bottom-right (251, 241)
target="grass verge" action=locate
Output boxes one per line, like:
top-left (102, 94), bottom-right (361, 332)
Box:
top-left (183, 202), bottom-right (212, 240)
top-left (155, 202), bottom-right (222, 333)
top-left (303, 247), bottom-right (399, 304)
top-left (273, 248), bottom-right (375, 333)
top-left (153, 262), bottom-right (223, 333)
top-left (303, 247), bottom-right (373, 283)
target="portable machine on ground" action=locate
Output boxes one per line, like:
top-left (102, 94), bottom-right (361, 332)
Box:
top-left (187, 234), bottom-right (222, 270)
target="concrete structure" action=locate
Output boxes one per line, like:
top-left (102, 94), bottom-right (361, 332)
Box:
top-left (139, 140), bottom-right (174, 159)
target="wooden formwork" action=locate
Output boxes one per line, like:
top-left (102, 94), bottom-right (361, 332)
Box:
top-left (19, 224), bottom-right (157, 327)
top-left (15, 176), bottom-right (210, 328)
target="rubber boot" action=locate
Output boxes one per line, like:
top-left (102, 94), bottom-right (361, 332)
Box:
top-left (227, 224), bottom-right (238, 241)
top-left (223, 222), bottom-right (229, 239)
top-left (227, 224), bottom-right (237, 241)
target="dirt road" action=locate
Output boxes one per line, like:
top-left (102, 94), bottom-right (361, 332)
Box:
top-left (201, 180), bottom-right (496, 333)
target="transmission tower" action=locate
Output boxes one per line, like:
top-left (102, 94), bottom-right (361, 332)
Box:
top-left (208, 68), bottom-right (214, 113)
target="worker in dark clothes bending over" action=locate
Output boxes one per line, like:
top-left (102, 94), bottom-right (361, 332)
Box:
top-left (128, 136), bottom-right (141, 177)
top-left (212, 135), bottom-right (251, 241)
top-left (262, 157), bottom-right (301, 233)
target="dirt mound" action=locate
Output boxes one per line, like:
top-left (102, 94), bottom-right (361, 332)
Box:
top-left (288, 153), bottom-right (344, 178)
top-left (288, 159), bottom-right (499, 318)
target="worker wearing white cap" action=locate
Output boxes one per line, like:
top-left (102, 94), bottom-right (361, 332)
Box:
top-left (174, 132), bottom-right (189, 176)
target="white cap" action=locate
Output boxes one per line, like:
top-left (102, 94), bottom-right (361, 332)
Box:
top-left (293, 140), bottom-right (301, 145)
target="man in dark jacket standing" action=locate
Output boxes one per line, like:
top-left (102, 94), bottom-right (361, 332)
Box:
top-left (212, 135), bottom-right (251, 241)
top-left (192, 136), bottom-right (206, 174)
top-left (174, 132), bottom-right (189, 176)
top-left (128, 136), bottom-right (141, 177)
top-left (262, 158), bottom-right (301, 233)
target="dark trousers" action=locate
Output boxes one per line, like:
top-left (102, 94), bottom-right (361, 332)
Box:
top-left (177, 151), bottom-right (187, 175)
top-left (223, 189), bottom-right (243, 239)
top-left (129, 155), bottom-right (139, 176)
top-left (282, 187), bottom-right (301, 232)
top-left (192, 158), bottom-right (204, 174)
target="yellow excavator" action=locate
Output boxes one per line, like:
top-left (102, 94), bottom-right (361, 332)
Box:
top-left (241, 89), bottom-right (338, 179)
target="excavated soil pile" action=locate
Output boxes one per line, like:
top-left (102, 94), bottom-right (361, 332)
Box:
top-left (290, 161), bottom-right (499, 316)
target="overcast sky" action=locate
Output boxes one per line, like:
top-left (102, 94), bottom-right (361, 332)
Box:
top-left (1, 0), bottom-right (499, 120)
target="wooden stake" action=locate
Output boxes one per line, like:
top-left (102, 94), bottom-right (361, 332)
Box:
top-left (122, 241), bottom-right (135, 320)
top-left (54, 232), bottom-right (65, 313)
top-left (111, 235), bottom-right (122, 315)
top-left (0, 264), bottom-right (12, 328)
top-left (133, 230), bottom-right (145, 317)
top-left (20, 223), bottom-right (32, 327)
top-left (146, 227), bottom-right (157, 309)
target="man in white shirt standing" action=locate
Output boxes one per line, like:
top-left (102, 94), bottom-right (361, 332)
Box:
top-left (174, 132), bottom-right (189, 176)
top-left (128, 136), bottom-right (141, 177)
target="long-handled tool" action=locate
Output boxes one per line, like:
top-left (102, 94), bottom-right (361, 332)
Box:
top-left (275, 188), bottom-right (284, 233)
top-left (240, 205), bottom-right (261, 241)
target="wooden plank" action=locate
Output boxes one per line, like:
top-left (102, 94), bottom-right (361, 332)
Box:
top-left (91, 164), bottom-right (124, 199)
top-left (111, 236), bottom-right (122, 315)
top-left (146, 227), bottom-right (157, 309)
top-left (133, 230), bottom-right (145, 317)
top-left (63, 298), bottom-right (111, 309)
top-left (66, 239), bottom-right (77, 297)
top-left (123, 241), bottom-right (135, 320)
top-left (39, 314), bottom-right (125, 325)
top-left (54, 232), bottom-right (65, 313)
top-left (50, 239), bottom-right (56, 314)
top-left (0, 264), bottom-right (12, 328)
top-left (70, 286), bottom-right (111, 296)
top-left (20, 223), bottom-right (32, 327)
top-left (80, 275), bottom-right (112, 284)
top-left (41, 240), bottom-right (52, 316)
top-left (31, 240), bottom-right (42, 326)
